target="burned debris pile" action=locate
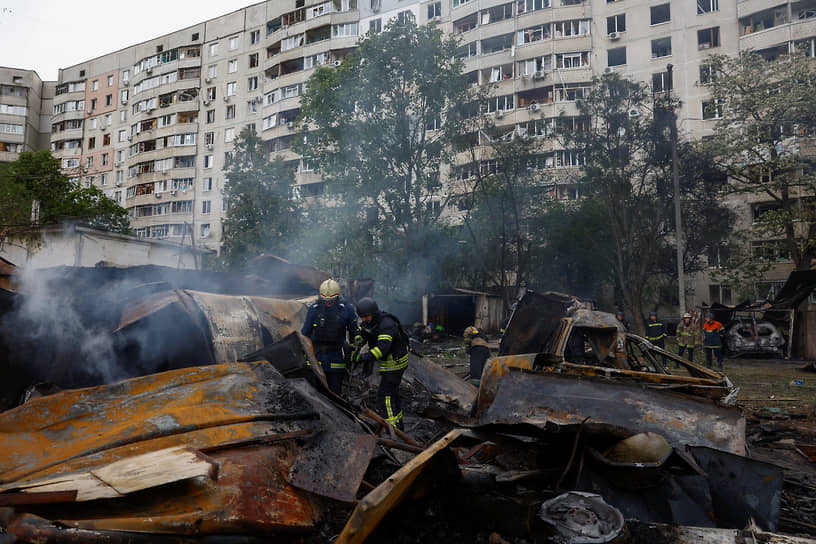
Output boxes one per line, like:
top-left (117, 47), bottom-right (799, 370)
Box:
top-left (0, 272), bottom-right (814, 543)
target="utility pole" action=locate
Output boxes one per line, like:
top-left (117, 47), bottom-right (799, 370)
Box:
top-left (666, 64), bottom-right (685, 315)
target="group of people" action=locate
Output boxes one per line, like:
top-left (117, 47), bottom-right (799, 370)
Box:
top-left (301, 279), bottom-right (409, 430)
top-left (616, 310), bottom-right (725, 370)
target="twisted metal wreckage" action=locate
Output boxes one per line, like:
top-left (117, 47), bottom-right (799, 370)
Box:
top-left (0, 267), bottom-right (812, 543)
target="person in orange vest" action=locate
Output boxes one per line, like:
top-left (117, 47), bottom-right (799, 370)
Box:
top-left (702, 312), bottom-right (725, 370)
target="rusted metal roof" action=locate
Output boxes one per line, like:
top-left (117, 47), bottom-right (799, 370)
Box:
top-left (0, 361), bottom-right (370, 538)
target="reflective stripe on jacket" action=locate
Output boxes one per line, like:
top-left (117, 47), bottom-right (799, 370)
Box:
top-left (646, 321), bottom-right (667, 341)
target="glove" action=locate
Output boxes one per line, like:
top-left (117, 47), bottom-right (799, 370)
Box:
top-left (358, 352), bottom-right (373, 376)
top-left (354, 335), bottom-right (365, 349)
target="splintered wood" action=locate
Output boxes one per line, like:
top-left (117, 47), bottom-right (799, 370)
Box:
top-left (0, 446), bottom-right (217, 502)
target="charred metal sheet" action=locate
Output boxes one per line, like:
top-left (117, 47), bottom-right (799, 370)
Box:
top-left (499, 291), bottom-right (589, 356)
top-left (287, 431), bottom-right (377, 503)
top-left (186, 291), bottom-right (266, 363)
top-left (0, 362), bottom-right (368, 538)
top-left (688, 446), bottom-right (783, 531)
top-left (0, 362), bottom-right (357, 485)
top-left (403, 353), bottom-right (478, 418)
top-left (475, 359), bottom-right (745, 454)
top-left (336, 429), bottom-right (468, 544)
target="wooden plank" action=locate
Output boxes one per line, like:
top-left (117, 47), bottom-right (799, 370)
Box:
top-left (0, 490), bottom-right (77, 505)
top-left (91, 446), bottom-right (216, 495)
top-left (2, 472), bottom-right (122, 501)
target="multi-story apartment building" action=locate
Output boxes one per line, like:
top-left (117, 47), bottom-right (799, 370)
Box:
top-left (40, 0), bottom-right (814, 304)
top-left (0, 67), bottom-right (53, 162)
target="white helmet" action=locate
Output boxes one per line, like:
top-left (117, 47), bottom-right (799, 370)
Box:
top-left (319, 279), bottom-right (341, 302)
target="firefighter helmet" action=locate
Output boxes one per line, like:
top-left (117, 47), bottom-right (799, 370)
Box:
top-left (463, 326), bottom-right (479, 339)
top-left (356, 297), bottom-right (379, 318)
top-left (319, 279), bottom-right (341, 302)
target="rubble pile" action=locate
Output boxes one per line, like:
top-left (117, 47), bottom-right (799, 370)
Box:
top-left (0, 269), bottom-right (814, 543)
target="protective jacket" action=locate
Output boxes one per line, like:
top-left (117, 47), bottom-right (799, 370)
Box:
top-left (301, 301), bottom-right (358, 370)
top-left (359, 312), bottom-right (409, 373)
top-left (646, 320), bottom-right (667, 343)
top-left (676, 321), bottom-right (700, 348)
top-left (702, 320), bottom-right (724, 348)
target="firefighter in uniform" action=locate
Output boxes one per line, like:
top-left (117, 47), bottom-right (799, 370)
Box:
top-left (354, 298), bottom-right (409, 430)
top-left (301, 279), bottom-right (358, 396)
top-left (702, 312), bottom-right (724, 370)
top-left (645, 311), bottom-right (668, 366)
top-left (463, 326), bottom-right (490, 386)
top-left (675, 312), bottom-right (700, 366)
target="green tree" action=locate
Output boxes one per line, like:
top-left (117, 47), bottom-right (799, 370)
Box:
top-left (296, 15), bottom-right (472, 294)
top-left (452, 125), bottom-right (553, 306)
top-left (219, 128), bottom-right (300, 269)
top-left (701, 49), bottom-right (816, 270)
top-left (0, 150), bottom-right (129, 237)
top-left (559, 74), bottom-right (730, 331)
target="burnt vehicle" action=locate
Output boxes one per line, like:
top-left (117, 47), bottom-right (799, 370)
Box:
top-left (723, 316), bottom-right (786, 357)
top-left (489, 291), bottom-right (743, 453)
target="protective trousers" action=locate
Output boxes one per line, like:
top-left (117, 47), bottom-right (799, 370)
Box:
top-left (377, 367), bottom-right (405, 430)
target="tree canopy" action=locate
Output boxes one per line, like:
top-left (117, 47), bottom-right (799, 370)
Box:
top-left (700, 49), bottom-right (816, 270)
top-left (296, 15), bottom-right (473, 294)
top-left (560, 74), bottom-right (731, 330)
top-left (0, 150), bottom-right (129, 238)
top-left (218, 128), bottom-right (300, 269)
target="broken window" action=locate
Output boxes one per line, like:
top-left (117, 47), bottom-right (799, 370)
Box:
top-left (697, 27), bottom-right (719, 49)
top-left (517, 0), bottom-right (549, 15)
top-left (555, 51), bottom-right (590, 69)
top-left (481, 33), bottom-right (514, 54)
top-left (651, 37), bottom-right (672, 58)
top-left (553, 19), bottom-right (590, 37)
top-left (518, 23), bottom-right (551, 45)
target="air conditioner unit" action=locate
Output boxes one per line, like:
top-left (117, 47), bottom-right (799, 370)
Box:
top-left (114, 161), bottom-right (120, 167)
top-left (122, 80), bottom-right (129, 86)
top-left (533, 71), bottom-right (546, 80)
top-left (170, 189), bottom-right (177, 195)
top-left (155, 191), bottom-right (162, 198)
top-left (203, 99), bottom-right (210, 105)
top-left (603, 66), bottom-right (614, 75)
top-left (206, 143), bottom-right (213, 150)
top-left (608, 31), bottom-right (620, 41)
top-left (127, 135), bottom-right (132, 141)
top-left (254, 96), bottom-right (264, 103)
top-left (223, 96), bottom-right (230, 102)
top-left (146, 67), bottom-right (153, 74)
top-left (286, 121), bottom-right (294, 129)
top-left (115, 180), bottom-right (122, 186)
top-left (86, 109), bottom-right (94, 115)
top-left (528, 103), bottom-right (540, 113)
top-left (494, 110), bottom-right (504, 119)
top-left (147, 107), bottom-right (154, 113)
top-left (205, 77), bottom-right (212, 83)
top-left (333, 60), bottom-right (342, 67)
top-left (162, 169), bottom-right (169, 175)
top-left (121, 99), bottom-right (128, 105)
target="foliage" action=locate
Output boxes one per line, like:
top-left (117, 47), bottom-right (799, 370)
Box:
top-left (218, 128), bottom-right (300, 270)
top-left (559, 74), bottom-right (730, 331)
top-left (296, 15), bottom-right (473, 294)
top-left (700, 49), bottom-right (816, 270)
top-left (452, 122), bottom-right (554, 306)
top-left (530, 198), bottom-right (615, 300)
top-left (0, 150), bottom-right (129, 238)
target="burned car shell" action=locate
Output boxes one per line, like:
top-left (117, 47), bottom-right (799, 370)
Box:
top-left (486, 292), bottom-right (743, 453)
top-left (724, 318), bottom-right (785, 357)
